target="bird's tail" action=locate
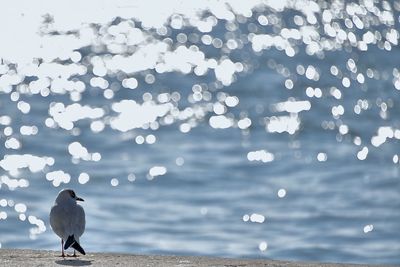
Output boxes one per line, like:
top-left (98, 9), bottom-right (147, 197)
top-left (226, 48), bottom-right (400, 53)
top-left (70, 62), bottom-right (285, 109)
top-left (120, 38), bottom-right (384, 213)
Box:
top-left (64, 235), bottom-right (86, 255)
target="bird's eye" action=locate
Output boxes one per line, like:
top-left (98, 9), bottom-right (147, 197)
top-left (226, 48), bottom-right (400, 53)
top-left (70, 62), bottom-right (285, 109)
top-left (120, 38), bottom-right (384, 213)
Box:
top-left (70, 191), bottom-right (76, 198)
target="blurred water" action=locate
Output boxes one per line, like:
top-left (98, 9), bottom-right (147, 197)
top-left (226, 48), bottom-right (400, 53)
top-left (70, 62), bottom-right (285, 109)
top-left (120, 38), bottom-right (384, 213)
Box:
top-left (0, 1), bottom-right (400, 265)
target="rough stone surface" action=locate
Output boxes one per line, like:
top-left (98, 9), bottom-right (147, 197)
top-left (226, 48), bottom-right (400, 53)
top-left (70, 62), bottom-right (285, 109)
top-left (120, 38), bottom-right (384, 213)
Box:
top-left (0, 249), bottom-right (388, 267)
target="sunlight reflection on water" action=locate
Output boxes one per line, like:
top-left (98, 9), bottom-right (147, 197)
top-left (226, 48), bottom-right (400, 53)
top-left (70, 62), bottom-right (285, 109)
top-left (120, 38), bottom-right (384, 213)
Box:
top-left (0, 0), bottom-right (399, 265)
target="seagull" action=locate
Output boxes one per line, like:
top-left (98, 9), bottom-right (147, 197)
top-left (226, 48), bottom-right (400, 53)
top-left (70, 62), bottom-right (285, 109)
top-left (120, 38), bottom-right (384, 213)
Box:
top-left (50, 189), bottom-right (86, 257)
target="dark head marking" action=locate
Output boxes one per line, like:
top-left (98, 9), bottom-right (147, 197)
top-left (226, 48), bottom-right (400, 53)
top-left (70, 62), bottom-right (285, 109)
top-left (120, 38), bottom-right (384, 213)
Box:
top-left (68, 190), bottom-right (76, 198)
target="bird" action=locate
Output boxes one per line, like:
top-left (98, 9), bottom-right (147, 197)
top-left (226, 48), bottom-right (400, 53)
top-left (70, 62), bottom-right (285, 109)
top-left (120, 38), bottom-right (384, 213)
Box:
top-left (50, 189), bottom-right (86, 257)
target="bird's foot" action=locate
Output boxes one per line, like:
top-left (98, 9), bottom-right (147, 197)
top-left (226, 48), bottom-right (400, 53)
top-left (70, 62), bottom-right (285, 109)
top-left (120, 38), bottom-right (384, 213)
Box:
top-left (65, 253), bottom-right (78, 257)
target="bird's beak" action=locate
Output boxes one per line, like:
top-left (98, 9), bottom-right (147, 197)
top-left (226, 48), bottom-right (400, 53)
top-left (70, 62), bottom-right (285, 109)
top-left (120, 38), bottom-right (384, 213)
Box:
top-left (76, 197), bottom-right (84, 201)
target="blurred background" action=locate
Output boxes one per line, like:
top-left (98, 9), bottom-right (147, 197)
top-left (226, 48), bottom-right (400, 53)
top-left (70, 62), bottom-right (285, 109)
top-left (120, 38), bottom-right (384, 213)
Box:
top-left (0, 0), bottom-right (399, 265)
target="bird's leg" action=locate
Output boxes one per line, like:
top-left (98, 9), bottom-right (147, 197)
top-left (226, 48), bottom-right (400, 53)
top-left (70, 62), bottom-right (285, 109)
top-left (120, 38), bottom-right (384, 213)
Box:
top-left (61, 239), bottom-right (65, 257)
top-left (73, 249), bottom-right (77, 257)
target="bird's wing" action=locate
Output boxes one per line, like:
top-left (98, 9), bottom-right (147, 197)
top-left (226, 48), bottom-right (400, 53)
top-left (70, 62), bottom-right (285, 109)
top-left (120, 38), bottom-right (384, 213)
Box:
top-left (49, 204), bottom-right (67, 239)
top-left (73, 204), bottom-right (86, 238)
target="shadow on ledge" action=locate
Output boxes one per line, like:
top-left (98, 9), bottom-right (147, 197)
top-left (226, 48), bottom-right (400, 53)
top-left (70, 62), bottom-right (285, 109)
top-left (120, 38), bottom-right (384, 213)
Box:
top-left (55, 259), bottom-right (92, 266)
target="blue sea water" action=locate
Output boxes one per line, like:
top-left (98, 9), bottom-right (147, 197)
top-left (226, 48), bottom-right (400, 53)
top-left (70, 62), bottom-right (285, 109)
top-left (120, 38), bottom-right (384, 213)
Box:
top-left (0, 1), bottom-right (400, 265)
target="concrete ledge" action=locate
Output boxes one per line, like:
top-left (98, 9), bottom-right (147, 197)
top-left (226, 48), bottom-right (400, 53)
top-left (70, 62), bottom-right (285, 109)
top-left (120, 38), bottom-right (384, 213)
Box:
top-left (0, 249), bottom-right (385, 267)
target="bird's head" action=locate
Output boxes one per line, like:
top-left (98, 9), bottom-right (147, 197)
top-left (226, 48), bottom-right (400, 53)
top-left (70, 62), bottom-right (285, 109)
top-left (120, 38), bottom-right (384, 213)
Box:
top-left (55, 189), bottom-right (84, 204)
